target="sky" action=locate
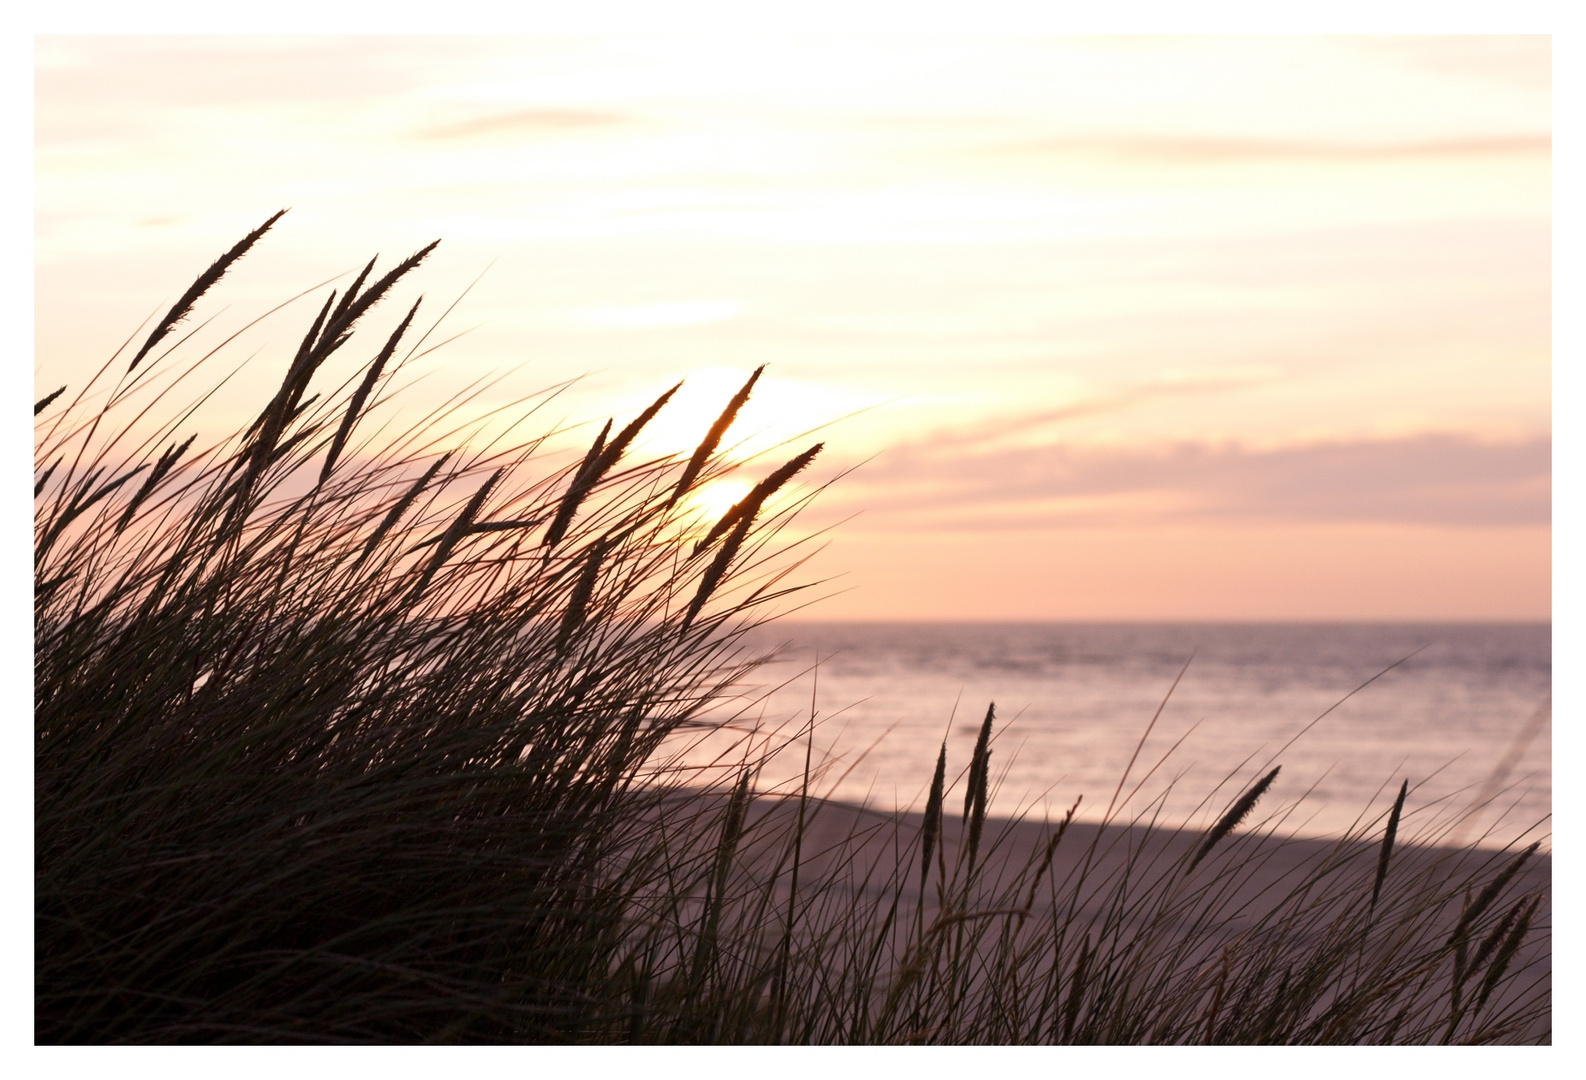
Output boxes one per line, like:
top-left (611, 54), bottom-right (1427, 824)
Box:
top-left (34, 35), bottom-right (1552, 620)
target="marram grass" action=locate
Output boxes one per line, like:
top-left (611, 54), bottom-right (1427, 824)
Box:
top-left (36, 218), bottom-right (1548, 1044)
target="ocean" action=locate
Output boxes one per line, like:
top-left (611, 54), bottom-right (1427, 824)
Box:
top-left (684, 621), bottom-right (1551, 848)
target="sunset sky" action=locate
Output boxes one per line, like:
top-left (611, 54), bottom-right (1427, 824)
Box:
top-left (34, 35), bottom-right (1551, 620)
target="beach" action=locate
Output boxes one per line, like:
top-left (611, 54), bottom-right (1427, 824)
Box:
top-left (632, 787), bottom-right (1552, 1043)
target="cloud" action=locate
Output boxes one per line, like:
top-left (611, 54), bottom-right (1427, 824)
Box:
top-left (999, 134), bottom-right (1550, 166)
top-left (1349, 36), bottom-right (1550, 92)
top-left (417, 109), bottom-right (627, 140)
top-left (36, 38), bottom-right (442, 109)
top-left (922, 372), bottom-right (1281, 453)
top-left (580, 300), bottom-right (741, 329)
top-left (827, 433), bottom-right (1550, 530)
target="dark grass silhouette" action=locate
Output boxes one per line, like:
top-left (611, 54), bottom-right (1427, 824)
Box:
top-left (35, 215), bottom-right (822, 1042)
top-left (35, 217), bottom-right (1548, 1044)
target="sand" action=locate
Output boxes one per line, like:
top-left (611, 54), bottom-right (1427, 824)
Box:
top-left (638, 788), bottom-right (1551, 1043)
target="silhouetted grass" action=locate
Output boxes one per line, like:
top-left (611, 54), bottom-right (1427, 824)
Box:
top-left (36, 218), bottom-right (1548, 1044)
top-left (592, 710), bottom-right (1547, 1045)
top-left (35, 216), bottom-right (821, 1042)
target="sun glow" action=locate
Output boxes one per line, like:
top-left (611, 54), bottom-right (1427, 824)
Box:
top-left (622, 366), bottom-right (875, 461)
top-left (680, 478), bottom-right (753, 529)
top-left (624, 367), bottom-right (762, 461)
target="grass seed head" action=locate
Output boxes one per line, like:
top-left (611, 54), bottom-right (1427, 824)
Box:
top-left (1189, 765), bottom-right (1281, 873)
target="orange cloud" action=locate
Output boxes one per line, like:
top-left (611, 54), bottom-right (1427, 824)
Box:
top-left (821, 434), bottom-right (1550, 530)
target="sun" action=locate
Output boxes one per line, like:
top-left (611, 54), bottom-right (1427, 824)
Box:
top-left (679, 478), bottom-right (753, 528)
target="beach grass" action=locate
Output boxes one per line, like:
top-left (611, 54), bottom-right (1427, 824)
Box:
top-left (35, 219), bottom-right (1549, 1044)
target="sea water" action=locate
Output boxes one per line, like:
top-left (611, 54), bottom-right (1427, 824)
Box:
top-left (686, 622), bottom-right (1550, 848)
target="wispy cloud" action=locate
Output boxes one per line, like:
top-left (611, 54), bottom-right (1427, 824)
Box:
top-left (826, 433), bottom-right (1549, 530)
top-left (580, 300), bottom-right (740, 329)
top-left (417, 109), bottom-right (628, 140)
top-left (998, 134), bottom-right (1550, 166)
top-left (919, 372), bottom-right (1281, 453)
